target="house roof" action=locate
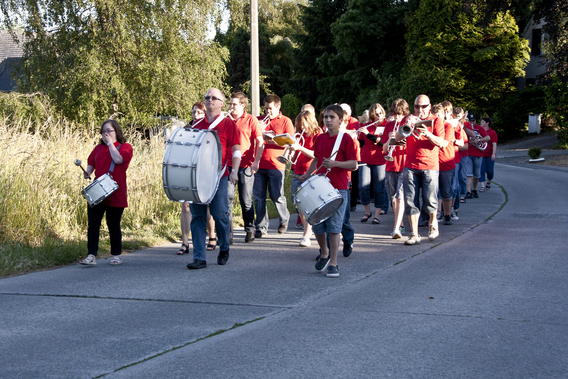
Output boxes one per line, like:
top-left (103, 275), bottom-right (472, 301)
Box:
top-left (0, 30), bottom-right (26, 92)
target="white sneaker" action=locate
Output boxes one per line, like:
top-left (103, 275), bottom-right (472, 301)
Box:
top-left (80, 254), bottom-right (96, 265)
top-left (428, 225), bottom-right (439, 241)
top-left (391, 228), bottom-right (402, 239)
top-left (451, 209), bottom-right (459, 221)
top-left (299, 236), bottom-right (311, 247)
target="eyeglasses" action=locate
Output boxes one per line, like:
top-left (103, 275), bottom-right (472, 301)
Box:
top-left (414, 104), bottom-right (430, 109)
top-left (102, 129), bottom-right (115, 134)
top-left (204, 96), bottom-right (222, 102)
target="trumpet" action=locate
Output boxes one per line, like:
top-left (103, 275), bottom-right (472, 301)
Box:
top-left (384, 120), bottom-right (402, 162)
top-left (398, 117), bottom-right (432, 139)
top-left (277, 132), bottom-right (305, 165)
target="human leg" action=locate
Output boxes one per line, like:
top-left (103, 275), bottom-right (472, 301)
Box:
top-left (238, 167), bottom-right (256, 233)
top-left (266, 169), bottom-right (290, 229)
top-left (209, 177), bottom-right (230, 252)
top-left (104, 206), bottom-right (125, 256)
top-left (359, 164), bottom-right (371, 218)
top-left (371, 164), bottom-right (386, 220)
top-left (87, 203), bottom-right (106, 256)
top-left (253, 169), bottom-right (269, 234)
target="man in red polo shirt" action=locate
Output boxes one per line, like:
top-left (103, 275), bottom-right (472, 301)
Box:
top-left (228, 92), bottom-right (264, 243)
top-left (395, 94), bottom-right (446, 245)
top-left (186, 88), bottom-right (241, 270)
top-left (253, 94), bottom-right (294, 238)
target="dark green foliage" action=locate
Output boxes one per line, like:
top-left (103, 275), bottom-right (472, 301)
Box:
top-left (528, 146), bottom-right (542, 159)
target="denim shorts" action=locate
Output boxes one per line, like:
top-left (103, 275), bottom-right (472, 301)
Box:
top-left (291, 177), bottom-right (302, 203)
top-left (312, 189), bottom-right (348, 235)
top-left (403, 168), bottom-right (439, 216)
top-left (438, 169), bottom-right (455, 201)
top-left (466, 156), bottom-right (482, 178)
top-left (385, 171), bottom-right (404, 203)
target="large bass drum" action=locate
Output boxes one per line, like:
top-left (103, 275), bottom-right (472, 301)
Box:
top-left (293, 175), bottom-right (343, 225)
top-left (162, 128), bottom-right (223, 204)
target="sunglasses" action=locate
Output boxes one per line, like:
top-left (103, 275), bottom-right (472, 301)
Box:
top-left (414, 104), bottom-right (430, 109)
top-left (204, 96), bottom-right (222, 102)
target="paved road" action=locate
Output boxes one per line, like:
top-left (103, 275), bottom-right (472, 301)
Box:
top-left (1, 161), bottom-right (567, 378)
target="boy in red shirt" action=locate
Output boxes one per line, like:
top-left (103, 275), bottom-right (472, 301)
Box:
top-left (301, 104), bottom-right (358, 278)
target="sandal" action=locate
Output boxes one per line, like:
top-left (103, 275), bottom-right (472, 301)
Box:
top-left (486, 182), bottom-right (491, 189)
top-left (206, 238), bottom-right (217, 251)
top-left (110, 256), bottom-right (122, 265)
top-left (177, 243), bottom-right (189, 255)
top-left (361, 214), bottom-right (372, 222)
top-left (371, 217), bottom-right (380, 224)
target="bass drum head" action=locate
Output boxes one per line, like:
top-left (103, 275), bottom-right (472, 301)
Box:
top-left (308, 196), bottom-right (343, 225)
top-left (195, 131), bottom-right (221, 203)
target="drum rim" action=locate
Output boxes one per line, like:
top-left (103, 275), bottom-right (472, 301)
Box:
top-left (305, 194), bottom-right (343, 224)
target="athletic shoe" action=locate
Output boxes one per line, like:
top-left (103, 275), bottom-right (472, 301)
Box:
top-left (254, 230), bottom-right (266, 239)
top-left (466, 192), bottom-right (473, 199)
top-left (404, 234), bottom-right (421, 245)
top-left (437, 211), bottom-right (444, 222)
top-left (187, 259), bottom-right (207, 269)
top-left (245, 232), bottom-right (255, 243)
top-left (217, 249), bottom-right (229, 265)
top-left (428, 225), bottom-right (439, 241)
top-left (343, 243), bottom-right (353, 257)
top-left (392, 228), bottom-right (402, 239)
top-left (444, 215), bottom-right (452, 225)
top-left (472, 190), bottom-right (479, 198)
top-left (278, 223), bottom-right (288, 234)
top-left (400, 226), bottom-right (405, 234)
top-left (299, 236), bottom-right (311, 247)
top-left (315, 256), bottom-right (331, 272)
top-left (80, 254), bottom-right (96, 265)
top-left (479, 186), bottom-right (485, 192)
top-left (451, 209), bottom-right (459, 221)
top-left (326, 265), bottom-right (339, 278)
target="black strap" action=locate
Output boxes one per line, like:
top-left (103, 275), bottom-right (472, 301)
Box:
top-left (109, 144), bottom-right (122, 173)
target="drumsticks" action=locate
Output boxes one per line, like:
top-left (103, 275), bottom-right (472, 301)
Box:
top-left (74, 159), bottom-right (91, 180)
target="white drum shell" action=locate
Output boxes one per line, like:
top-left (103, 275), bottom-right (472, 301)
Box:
top-left (162, 128), bottom-right (222, 204)
top-left (82, 173), bottom-right (119, 207)
top-left (293, 175), bottom-right (343, 225)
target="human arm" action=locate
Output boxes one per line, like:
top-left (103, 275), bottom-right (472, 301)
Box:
top-left (230, 144), bottom-right (241, 184)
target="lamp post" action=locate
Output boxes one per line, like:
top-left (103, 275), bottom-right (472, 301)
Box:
top-left (250, 0), bottom-right (259, 116)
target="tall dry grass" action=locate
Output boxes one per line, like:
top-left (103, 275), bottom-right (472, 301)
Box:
top-left (0, 115), bottom-right (180, 275)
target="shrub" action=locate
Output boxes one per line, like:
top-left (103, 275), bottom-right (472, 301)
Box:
top-left (528, 146), bottom-right (542, 159)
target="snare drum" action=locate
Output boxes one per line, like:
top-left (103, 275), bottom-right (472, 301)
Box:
top-left (162, 128), bottom-right (222, 204)
top-left (293, 175), bottom-right (343, 225)
top-left (82, 173), bottom-right (119, 207)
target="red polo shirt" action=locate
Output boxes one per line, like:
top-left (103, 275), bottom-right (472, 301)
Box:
top-left (235, 111), bottom-right (262, 168)
top-left (88, 142), bottom-right (133, 208)
top-left (484, 128), bottom-right (498, 158)
top-left (403, 114), bottom-right (445, 171)
top-left (381, 120), bottom-right (406, 172)
top-left (193, 114), bottom-right (240, 178)
top-left (439, 120), bottom-right (456, 171)
top-left (258, 112), bottom-right (295, 170)
top-left (359, 119), bottom-right (388, 165)
top-left (293, 132), bottom-right (320, 176)
top-left (314, 132), bottom-right (358, 190)
top-left (466, 123), bottom-right (489, 157)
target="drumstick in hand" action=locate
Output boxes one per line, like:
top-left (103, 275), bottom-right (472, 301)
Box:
top-left (74, 159), bottom-right (91, 180)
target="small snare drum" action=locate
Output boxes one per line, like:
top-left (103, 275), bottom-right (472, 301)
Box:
top-left (293, 175), bottom-right (343, 225)
top-left (82, 173), bottom-right (119, 207)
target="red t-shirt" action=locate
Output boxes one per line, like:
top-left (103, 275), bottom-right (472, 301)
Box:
top-left (258, 113), bottom-right (295, 170)
top-left (314, 132), bottom-right (358, 190)
top-left (381, 120), bottom-right (406, 172)
top-left (346, 116), bottom-right (360, 131)
top-left (87, 142), bottom-right (133, 208)
top-left (403, 114), bottom-right (445, 171)
top-left (439, 120), bottom-right (456, 171)
top-left (466, 123), bottom-right (489, 157)
top-left (484, 128), bottom-right (498, 158)
top-left (235, 111), bottom-right (262, 168)
top-left (460, 124), bottom-right (470, 159)
top-left (454, 127), bottom-right (465, 165)
top-left (293, 132), bottom-right (319, 176)
top-left (194, 114), bottom-right (240, 178)
top-left (359, 119), bottom-right (387, 165)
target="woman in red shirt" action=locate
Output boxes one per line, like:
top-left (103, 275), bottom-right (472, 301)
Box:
top-left (80, 120), bottom-right (133, 266)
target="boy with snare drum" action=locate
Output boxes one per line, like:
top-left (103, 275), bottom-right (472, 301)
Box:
top-left (300, 104), bottom-right (358, 278)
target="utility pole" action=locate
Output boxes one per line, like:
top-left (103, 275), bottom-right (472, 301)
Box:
top-left (250, 0), bottom-right (260, 116)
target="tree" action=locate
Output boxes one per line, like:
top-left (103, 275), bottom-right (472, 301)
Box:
top-left (402, 0), bottom-right (530, 113)
top-left (1, 0), bottom-right (229, 124)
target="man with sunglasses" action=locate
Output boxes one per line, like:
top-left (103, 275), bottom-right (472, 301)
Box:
top-left (187, 88), bottom-right (241, 269)
top-left (395, 94), bottom-right (445, 245)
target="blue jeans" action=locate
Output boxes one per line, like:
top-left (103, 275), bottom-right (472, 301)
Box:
top-left (459, 156), bottom-right (468, 196)
top-left (235, 167), bottom-right (256, 233)
top-left (190, 176), bottom-right (230, 261)
top-left (480, 157), bottom-right (495, 183)
top-left (403, 168), bottom-right (439, 216)
top-left (358, 164), bottom-right (386, 210)
top-left (253, 168), bottom-right (289, 232)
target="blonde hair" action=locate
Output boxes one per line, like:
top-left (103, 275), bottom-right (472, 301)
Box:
top-left (295, 111), bottom-right (322, 137)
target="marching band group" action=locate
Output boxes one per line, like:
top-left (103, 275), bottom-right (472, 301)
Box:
top-left (79, 88), bottom-right (499, 278)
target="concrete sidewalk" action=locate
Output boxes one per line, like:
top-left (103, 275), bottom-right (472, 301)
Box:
top-left (1, 162), bottom-right (567, 378)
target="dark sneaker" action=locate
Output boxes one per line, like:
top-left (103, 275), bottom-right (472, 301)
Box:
top-left (326, 265), bottom-right (339, 278)
top-left (350, 205), bottom-right (356, 212)
top-left (444, 215), bottom-right (452, 225)
top-left (217, 249), bottom-right (229, 265)
top-left (451, 209), bottom-right (459, 220)
top-left (254, 230), bottom-right (265, 238)
top-left (315, 255), bottom-right (330, 272)
top-left (343, 243), bottom-right (353, 257)
top-left (466, 192), bottom-right (473, 199)
top-left (315, 249), bottom-right (321, 261)
top-left (245, 232), bottom-right (255, 243)
top-left (278, 223), bottom-right (288, 234)
top-left (187, 259), bottom-right (207, 269)
top-left (472, 190), bottom-right (479, 198)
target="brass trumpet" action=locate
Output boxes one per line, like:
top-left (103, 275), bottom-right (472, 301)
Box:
top-left (277, 132), bottom-right (305, 165)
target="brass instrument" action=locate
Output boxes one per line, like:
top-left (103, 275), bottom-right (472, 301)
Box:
top-left (384, 121), bottom-right (400, 162)
top-left (277, 132), bottom-right (305, 165)
top-left (470, 129), bottom-right (488, 151)
top-left (398, 117), bottom-right (433, 139)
